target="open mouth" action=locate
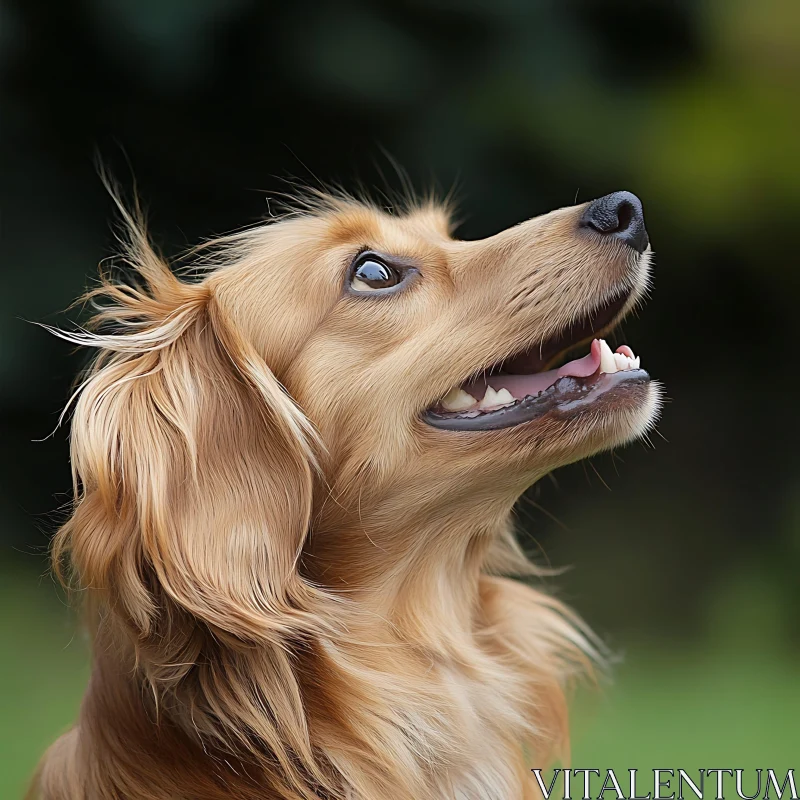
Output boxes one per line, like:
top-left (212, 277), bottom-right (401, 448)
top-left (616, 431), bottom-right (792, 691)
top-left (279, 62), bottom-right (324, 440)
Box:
top-left (423, 289), bottom-right (650, 432)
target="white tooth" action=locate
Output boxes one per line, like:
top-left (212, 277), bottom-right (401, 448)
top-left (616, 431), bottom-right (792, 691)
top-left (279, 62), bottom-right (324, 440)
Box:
top-left (614, 353), bottom-right (630, 371)
top-left (479, 386), bottom-right (501, 410)
top-left (442, 388), bottom-right (478, 411)
top-left (478, 386), bottom-right (516, 410)
top-left (493, 387), bottom-right (515, 406)
top-left (599, 339), bottom-right (618, 374)
top-left (633, 356), bottom-right (640, 369)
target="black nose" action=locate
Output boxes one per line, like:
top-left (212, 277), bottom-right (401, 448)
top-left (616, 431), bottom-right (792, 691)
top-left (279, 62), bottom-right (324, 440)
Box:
top-left (580, 191), bottom-right (649, 254)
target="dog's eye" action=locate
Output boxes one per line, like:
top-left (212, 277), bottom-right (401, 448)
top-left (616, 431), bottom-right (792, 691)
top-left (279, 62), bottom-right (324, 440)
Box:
top-left (349, 254), bottom-right (404, 293)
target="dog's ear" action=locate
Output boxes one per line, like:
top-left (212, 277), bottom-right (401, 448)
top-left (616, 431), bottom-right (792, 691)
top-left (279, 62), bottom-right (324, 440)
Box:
top-left (51, 220), bottom-right (325, 649)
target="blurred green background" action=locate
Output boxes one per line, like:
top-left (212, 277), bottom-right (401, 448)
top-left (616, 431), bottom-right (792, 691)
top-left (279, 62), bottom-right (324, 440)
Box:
top-left (1, 0), bottom-right (798, 796)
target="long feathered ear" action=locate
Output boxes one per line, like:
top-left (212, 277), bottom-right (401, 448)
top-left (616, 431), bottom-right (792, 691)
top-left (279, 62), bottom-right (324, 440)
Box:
top-left (50, 210), bottom-right (327, 651)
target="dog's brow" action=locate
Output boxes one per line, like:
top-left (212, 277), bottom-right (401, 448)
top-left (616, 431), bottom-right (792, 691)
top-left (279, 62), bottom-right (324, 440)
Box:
top-left (404, 207), bottom-right (453, 239)
top-left (323, 208), bottom-right (385, 247)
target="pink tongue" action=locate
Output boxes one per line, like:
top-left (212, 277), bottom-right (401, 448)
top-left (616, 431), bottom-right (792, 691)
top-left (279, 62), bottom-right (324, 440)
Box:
top-left (465, 339), bottom-right (602, 401)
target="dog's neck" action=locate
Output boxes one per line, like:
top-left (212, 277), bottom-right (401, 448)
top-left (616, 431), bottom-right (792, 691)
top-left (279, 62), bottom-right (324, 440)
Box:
top-left (78, 493), bottom-right (579, 800)
top-left (306, 491), bottom-right (520, 623)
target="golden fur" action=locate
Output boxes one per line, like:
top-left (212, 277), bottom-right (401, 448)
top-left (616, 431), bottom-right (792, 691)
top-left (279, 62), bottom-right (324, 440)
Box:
top-left (32, 190), bottom-right (659, 800)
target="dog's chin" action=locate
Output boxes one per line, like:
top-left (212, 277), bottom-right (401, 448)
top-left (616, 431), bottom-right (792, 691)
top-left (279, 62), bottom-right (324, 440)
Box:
top-left (545, 376), bottom-right (662, 457)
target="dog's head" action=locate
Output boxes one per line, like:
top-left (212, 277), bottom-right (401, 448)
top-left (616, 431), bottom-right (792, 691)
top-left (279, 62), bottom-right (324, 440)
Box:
top-left (53, 189), bottom-right (658, 642)
top-left (209, 191), bottom-right (659, 533)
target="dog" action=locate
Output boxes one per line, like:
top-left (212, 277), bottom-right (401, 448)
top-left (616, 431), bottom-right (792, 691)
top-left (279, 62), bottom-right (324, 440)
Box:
top-left (33, 188), bottom-right (659, 800)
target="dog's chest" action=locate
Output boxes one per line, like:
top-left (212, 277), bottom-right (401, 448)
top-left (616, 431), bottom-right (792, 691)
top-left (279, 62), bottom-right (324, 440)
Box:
top-left (404, 657), bottom-right (531, 799)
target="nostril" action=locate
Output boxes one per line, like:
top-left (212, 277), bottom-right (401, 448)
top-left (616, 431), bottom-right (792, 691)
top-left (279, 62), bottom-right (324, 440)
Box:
top-left (614, 200), bottom-right (634, 233)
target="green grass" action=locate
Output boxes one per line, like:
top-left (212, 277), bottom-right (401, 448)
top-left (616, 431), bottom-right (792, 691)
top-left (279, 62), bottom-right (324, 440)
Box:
top-left (1, 570), bottom-right (88, 798)
top-left (2, 570), bottom-right (797, 797)
top-left (571, 649), bottom-right (799, 772)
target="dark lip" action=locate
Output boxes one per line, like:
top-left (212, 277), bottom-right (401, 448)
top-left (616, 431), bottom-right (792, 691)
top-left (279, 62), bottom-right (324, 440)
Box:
top-left (422, 368), bottom-right (651, 432)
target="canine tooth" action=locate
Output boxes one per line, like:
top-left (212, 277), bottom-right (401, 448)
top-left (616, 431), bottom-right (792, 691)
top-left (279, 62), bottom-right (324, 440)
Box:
top-left (479, 386), bottom-right (515, 410)
top-left (613, 353), bottom-right (630, 371)
top-left (633, 356), bottom-right (640, 369)
top-left (441, 388), bottom-right (478, 412)
top-left (599, 339), bottom-right (618, 374)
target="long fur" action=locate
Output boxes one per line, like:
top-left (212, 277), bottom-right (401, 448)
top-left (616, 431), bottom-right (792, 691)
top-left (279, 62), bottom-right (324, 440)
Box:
top-left (32, 190), bottom-right (658, 800)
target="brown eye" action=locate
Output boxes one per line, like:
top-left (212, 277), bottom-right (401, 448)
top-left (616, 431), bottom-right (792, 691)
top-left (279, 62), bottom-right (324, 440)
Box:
top-left (350, 256), bottom-right (401, 292)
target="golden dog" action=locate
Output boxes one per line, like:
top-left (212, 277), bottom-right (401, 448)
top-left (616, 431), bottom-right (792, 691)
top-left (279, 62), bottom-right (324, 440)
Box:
top-left (34, 188), bottom-right (659, 799)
